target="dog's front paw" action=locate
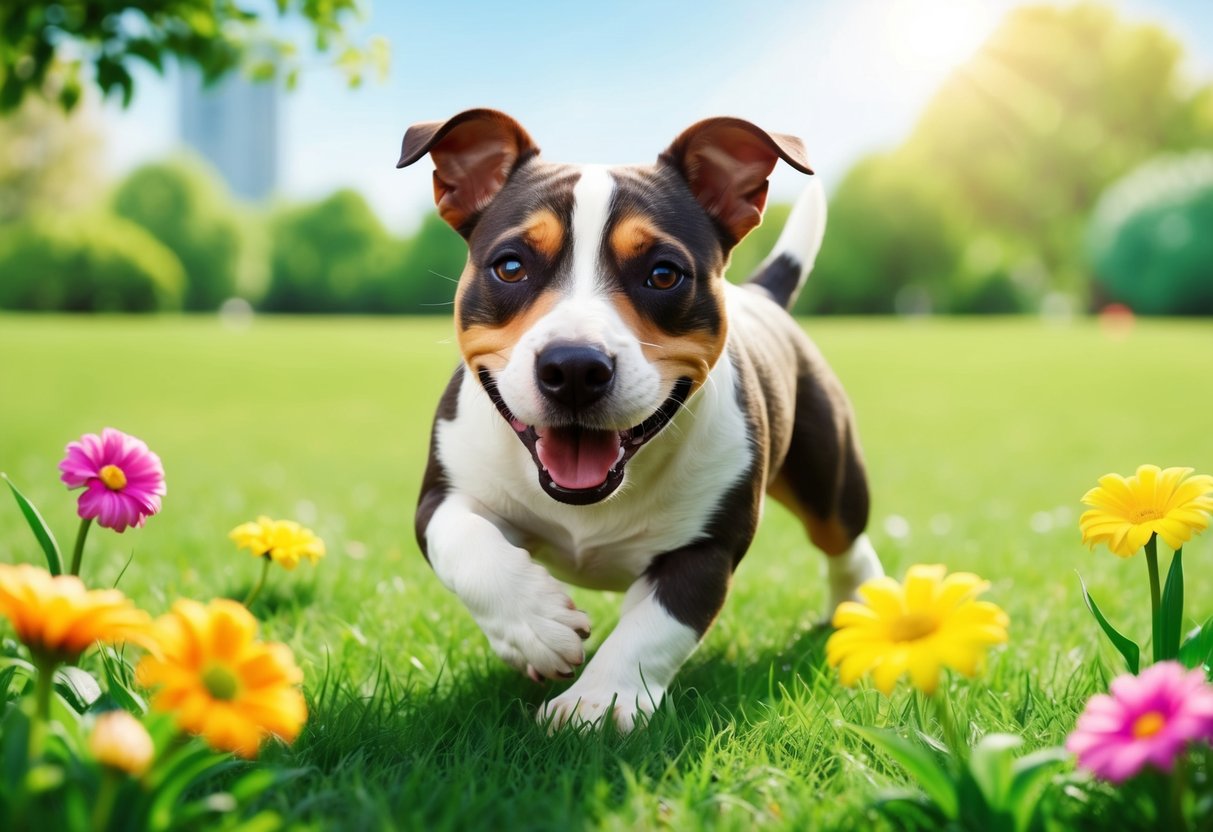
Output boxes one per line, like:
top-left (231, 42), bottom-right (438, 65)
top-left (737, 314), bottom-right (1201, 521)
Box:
top-left (539, 683), bottom-right (665, 733)
top-left (473, 564), bottom-right (591, 680)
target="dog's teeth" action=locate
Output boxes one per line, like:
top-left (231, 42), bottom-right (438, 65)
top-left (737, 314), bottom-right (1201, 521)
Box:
top-left (615, 446), bottom-right (625, 465)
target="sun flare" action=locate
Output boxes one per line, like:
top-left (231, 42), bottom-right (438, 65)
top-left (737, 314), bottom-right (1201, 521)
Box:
top-left (880, 0), bottom-right (1003, 79)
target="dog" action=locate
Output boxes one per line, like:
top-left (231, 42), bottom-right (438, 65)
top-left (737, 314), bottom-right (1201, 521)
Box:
top-left (399, 109), bottom-right (884, 731)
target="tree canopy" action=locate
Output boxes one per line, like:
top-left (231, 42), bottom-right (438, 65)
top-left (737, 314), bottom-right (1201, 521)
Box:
top-left (0, 1), bottom-right (388, 112)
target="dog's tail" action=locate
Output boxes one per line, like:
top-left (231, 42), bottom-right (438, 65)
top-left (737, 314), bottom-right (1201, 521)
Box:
top-left (745, 177), bottom-right (827, 311)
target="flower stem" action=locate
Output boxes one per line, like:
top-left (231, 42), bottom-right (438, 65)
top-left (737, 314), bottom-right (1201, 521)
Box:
top-left (242, 556), bottom-right (272, 608)
top-left (69, 517), bottom-right (93, 578)
top-left (28, 659), bottom-right (56, 763)
top-left (91, 769), bottom-right (119, 832)
top-left (1146, 534), bottom-right (1162, 663)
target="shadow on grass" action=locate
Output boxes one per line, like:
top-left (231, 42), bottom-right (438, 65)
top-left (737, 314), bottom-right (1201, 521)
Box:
top-left (250, 622), bottom-right (866, 830)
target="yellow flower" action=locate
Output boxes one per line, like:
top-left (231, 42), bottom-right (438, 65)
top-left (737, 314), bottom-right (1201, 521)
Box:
top-left (89, 710), bottom-right (155, 776)
top-left (229, 516), bottom-right (326, 570)
top-left (136, 598), bottom-right (307, 759)
top-left (0, 564), bottom-right (151, 662)
top-left (1079, 465), bottom-right (1213, 557)
top-left (826, 564), bottom-right (1009, 695)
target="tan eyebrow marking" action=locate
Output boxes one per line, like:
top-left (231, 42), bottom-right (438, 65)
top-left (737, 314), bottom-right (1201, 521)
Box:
top-left (609, 214), bottom-right (695, 266)
top-left (522, 208), bottom-right (564, 259)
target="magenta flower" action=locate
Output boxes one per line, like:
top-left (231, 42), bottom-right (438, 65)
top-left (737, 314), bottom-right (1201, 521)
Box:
top-left (1067, 661), bottom-right (1213, 783)
top-left (59, 428), bottom-right (166, 532)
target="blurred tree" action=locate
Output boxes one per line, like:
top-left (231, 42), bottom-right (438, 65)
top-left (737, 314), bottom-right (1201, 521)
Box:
top-left (383, 212), bottom-right (466, 313)
top-left (0, 1), bottom-right (389, 112)
top-left (1088, 150), bottom-right (1213, 314)
top-left (264, 189), bottom-right (393, 313)
top-left (0, 213), bottom-right (184, 311)
top-left (795, 155), bottom-right (967, 314)
top-left (112, 156), bottom-right (244, 311)
top-left (0, 93), bottom-right (101, 223)
top-left (901, 2), bottom-right (1213, 301)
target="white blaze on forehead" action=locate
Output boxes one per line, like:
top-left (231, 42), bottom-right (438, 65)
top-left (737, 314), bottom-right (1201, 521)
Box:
top-left (570, 165), bottom-right (615, 298)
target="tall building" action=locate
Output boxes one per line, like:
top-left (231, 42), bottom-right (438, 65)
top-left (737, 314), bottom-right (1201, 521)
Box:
top-left (179, 69), bottom-right (278, 200)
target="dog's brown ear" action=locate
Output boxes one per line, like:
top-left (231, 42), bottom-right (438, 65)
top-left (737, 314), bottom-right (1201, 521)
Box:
top-left (398, 109), bottom-right (539, 235)
top-left (660, 117), bottom-right (812, 245)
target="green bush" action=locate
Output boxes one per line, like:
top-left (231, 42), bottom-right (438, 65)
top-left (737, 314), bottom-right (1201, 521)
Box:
top-left (1087, 151), bottom-right (1213, 314)
top-left (796, 155), bottom-right (966, 315)
top-left (371, 212), bottom-right (465, 314)
top-left (263, 189), bottom-right (395, 313)
top-left (112, 156), bottom-right (243, 311)
top-left (0, 214), bottom-right (184, 312)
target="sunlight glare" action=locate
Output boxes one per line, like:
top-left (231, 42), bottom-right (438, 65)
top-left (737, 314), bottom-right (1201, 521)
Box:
top-left (881, 0), bottom-right (1003, 80)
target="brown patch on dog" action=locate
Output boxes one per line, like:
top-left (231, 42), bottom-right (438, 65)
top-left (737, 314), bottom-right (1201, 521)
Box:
top-left (610, 215), bottom-right (658, 259)
top-left (457, 288), bottom-right (560, 372)
top-left (767, 474), bottom-right (852, 556)
top-left (609, 214), bottom-right (696, 267)
top-left (522, 208), bottom-right (564, 259)
top-left (611, 290), bottom-right (728, 392)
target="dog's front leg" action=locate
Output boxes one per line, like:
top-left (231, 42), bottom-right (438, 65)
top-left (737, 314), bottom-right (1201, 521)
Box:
top-left (539, 540), bottom-right (735, 732)
top-left (425, 493), bottom-right (591, 680)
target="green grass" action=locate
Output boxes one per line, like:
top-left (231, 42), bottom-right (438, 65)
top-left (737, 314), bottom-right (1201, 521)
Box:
top-left (1, 315), bottom-right (1210, 829)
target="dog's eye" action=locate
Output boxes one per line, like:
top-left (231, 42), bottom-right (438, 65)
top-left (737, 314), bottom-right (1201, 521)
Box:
top-left (646, 263), bottom-right (684, 291)
top-left (492, 258), bottom-right (527, 283)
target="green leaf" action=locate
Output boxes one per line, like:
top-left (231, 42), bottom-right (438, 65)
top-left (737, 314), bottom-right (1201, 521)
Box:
top-left (3, 474), bottom-right (64, 575)
top-left (871, 789), bottom-right (947, 828)
top-left (1, 705), bottom-right (31, 789)
top-left (1006, 747), bottom-right (1070, 832)
top-left (1179, 616), bottom-right (1213, 670)
top-left (848, 724), bottom-right (958, 818)
top-left (147, 744), bottom-right (232, 832)
top-left (968, 733), bottom-right (1021, 808)
top-left (1159, 548), bottom-right (1183, 661)
top-left (54, 666), bottom-right (102, 712)
top-left (1077, 573), bottom-right (1139, 673)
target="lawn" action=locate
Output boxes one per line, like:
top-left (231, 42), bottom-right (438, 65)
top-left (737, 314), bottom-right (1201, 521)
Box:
top-left (0, 314), bottom-right (1210, 829)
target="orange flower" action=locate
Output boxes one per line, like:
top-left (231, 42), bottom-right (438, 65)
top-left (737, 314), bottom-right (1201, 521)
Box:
top-left (0, 564), bottom-right (150, 662)
top-left (136, 599), bottom-right (307, 758)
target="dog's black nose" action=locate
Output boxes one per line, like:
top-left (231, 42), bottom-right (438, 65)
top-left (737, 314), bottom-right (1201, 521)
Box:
top-left (535, 343), bottom-right (615, 411)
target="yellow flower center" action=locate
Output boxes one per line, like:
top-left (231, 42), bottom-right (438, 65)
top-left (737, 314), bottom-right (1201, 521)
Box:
top-left (889, 612), bottom-right (938, 642)
top-left (202, 665), bottom-right (241, 701)
top-left (1132, 711), bottom-right (1166, 739)
top-left (1129, 507), bottom-right (1162, 524)
top-left (99, 465), bottom-right (127, 491)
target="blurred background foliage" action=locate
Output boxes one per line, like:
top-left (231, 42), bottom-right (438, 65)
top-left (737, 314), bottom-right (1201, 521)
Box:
top-left (0, 2), bottom-right (1210, 316)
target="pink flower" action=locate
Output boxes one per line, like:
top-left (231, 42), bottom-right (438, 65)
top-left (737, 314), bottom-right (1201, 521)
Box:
top-left (59, 428), bottom-right (166, 532)
top-left (1067, 661), bottom-right (1213, 783)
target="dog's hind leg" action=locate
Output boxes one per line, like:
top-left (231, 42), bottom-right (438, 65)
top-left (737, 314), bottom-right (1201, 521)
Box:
top-left (767, 368), bottom-right (884, 615)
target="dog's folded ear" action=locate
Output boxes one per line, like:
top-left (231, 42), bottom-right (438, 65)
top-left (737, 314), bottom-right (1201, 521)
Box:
top-left (660, 118), bottom-right (812, 246)
top-left (398, 109), bottom-right (539, 235)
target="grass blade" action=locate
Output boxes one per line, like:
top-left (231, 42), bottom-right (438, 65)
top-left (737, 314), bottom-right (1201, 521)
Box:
top-left (3, 474), bottom-right (63, 575)
top-left (1159, 549), bottom-right (1183, 661)
top-left (1077, 572), bottom-right (1139, 674)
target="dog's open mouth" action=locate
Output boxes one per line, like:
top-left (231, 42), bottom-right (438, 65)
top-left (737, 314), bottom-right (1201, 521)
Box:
top-left (478, 370), bottom-right (693, 506)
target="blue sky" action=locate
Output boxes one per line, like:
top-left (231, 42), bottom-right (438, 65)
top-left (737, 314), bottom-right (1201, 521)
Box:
top-left (104, 0), bottom-right (1213, 232)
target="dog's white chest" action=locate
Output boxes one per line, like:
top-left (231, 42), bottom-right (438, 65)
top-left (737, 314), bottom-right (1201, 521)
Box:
top-left (435, 350), bottom-right (751, 592)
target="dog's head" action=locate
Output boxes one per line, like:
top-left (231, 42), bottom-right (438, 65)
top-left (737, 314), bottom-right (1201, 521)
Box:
top-left (398, 109), bottom-right (812, 505)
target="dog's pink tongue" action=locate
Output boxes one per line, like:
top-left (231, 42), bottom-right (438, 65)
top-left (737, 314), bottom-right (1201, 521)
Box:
top-left (536, 427), bottom-right (620, 490)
